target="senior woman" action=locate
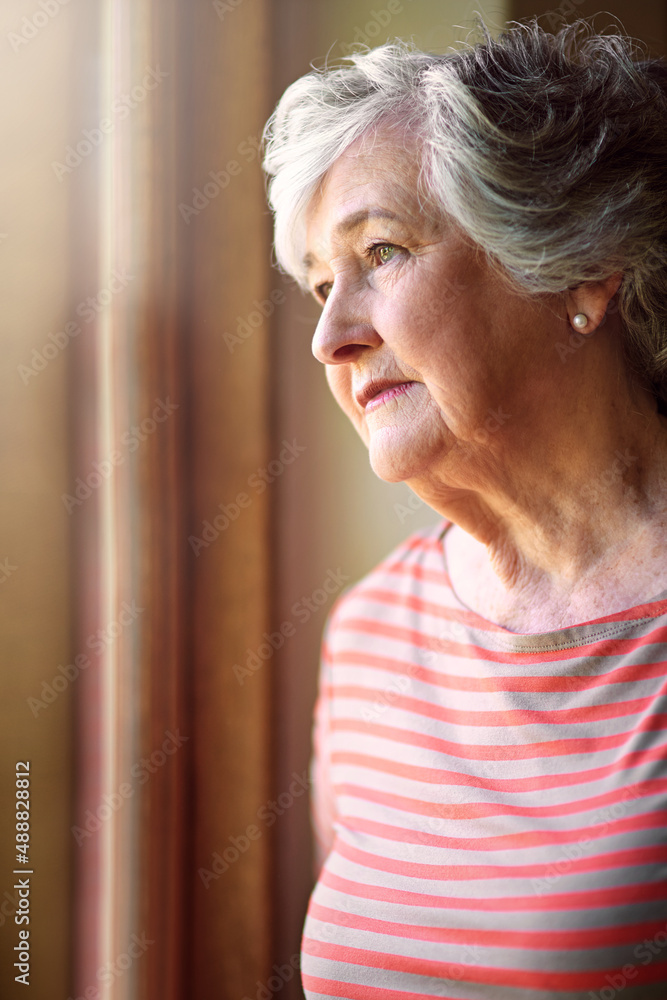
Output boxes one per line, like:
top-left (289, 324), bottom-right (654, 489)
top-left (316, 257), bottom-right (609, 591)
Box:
top-left (263, 18), bottom-right (667, 1000)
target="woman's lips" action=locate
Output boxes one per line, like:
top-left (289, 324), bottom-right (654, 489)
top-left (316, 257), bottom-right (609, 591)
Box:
top-left (363, 381), bottom-right (415, 412)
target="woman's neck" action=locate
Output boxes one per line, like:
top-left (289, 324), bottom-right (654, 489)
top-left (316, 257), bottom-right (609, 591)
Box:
top-left (410, 386), bottom-right (667, 632)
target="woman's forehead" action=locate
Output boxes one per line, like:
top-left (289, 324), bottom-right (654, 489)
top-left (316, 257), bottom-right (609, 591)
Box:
top-left (313, 129), bottom-right (422, 210)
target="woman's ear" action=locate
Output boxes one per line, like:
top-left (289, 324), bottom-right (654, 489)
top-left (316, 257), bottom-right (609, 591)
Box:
top-left (565, 272), bottom-right (623, 334)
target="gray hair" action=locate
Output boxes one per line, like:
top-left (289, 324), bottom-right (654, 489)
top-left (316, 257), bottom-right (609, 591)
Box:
top-left (262, 19), bottom-right (667, 405)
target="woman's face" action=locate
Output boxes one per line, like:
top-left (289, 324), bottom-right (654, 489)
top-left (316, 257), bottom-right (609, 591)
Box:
top-left (303, 131), bottom-right (566, 485)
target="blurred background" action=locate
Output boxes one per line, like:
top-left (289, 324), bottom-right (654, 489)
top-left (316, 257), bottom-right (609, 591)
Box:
top-left (0, 1), bottom-right (664, 998)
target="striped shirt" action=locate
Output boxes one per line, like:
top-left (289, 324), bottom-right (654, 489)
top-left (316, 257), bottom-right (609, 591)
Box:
top-left (301, 519), bottom-right (667, 1000)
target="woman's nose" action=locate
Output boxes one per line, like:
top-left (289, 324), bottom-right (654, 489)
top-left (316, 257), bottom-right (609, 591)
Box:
top-left (311, 290), bottom-right (383, 365)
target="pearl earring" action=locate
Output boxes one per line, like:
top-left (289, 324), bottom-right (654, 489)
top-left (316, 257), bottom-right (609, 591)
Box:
top-left (572, 313), bottom-right (588, 330)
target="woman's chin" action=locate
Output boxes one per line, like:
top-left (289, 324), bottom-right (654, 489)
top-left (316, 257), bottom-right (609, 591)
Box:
top-left (367, 435), bottom-right (427, 483)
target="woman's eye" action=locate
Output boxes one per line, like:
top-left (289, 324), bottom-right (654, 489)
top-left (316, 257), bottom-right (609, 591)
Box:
top-left (377, 245), bottom-right (396, 264)
top-left (315, 282), bottom-right (332, 301)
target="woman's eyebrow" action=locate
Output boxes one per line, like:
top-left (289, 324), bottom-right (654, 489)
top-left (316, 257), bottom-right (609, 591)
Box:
top-left (302, 208), bottom-right (402, 273)
top-left (336, 206), bottom-right (401, 233)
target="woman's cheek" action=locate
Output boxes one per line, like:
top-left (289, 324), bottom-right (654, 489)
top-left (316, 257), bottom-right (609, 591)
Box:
top-left (379, 310), bottom-right (449, 374)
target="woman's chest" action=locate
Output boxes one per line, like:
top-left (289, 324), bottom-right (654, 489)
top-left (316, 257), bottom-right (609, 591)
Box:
top-left (325, 651), bottom-right (667, 926)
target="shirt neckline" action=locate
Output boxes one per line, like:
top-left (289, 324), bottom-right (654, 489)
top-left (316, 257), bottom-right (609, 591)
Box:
top-left (435, 518), bottom-right (667, 652)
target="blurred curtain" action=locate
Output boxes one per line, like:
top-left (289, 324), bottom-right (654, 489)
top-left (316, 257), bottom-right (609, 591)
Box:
top-left (0, 0), bottom-right (276, 997)
top-left (68, 0), bottom-right (277, 997)
top-left (70, 1), bottom-right (189, 998)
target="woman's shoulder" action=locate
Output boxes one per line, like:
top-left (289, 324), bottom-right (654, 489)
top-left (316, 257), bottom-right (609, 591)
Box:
top-left (323, 518), bottom-right (453, 633)
top-left (374, 517), bottom-right (452, 573)
top-left (355, 516), bottom-right (450, 587)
